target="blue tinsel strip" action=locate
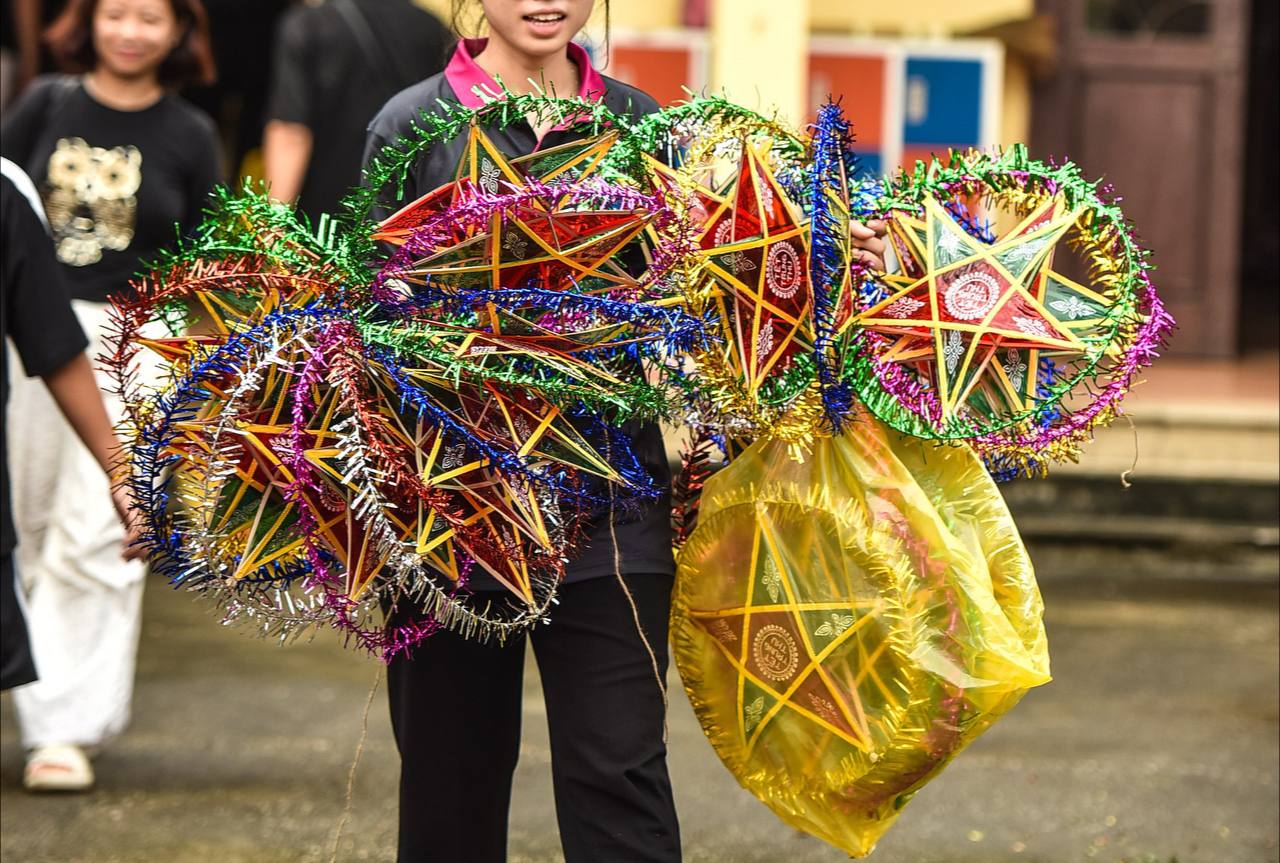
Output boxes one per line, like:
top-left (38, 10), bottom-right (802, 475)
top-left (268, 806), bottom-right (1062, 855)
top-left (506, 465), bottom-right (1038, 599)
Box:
top-left (808, 101), bottom-right (858, 431)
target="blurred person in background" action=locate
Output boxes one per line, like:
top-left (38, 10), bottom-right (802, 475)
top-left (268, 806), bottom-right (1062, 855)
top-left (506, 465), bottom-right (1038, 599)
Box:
top-left (184, 0), bottom-right (291, 178)
top-left (261, 0), bottom-right (450, 224)
top-left (0, 0), bottom-right (220, 792)
top-left (2, 156), bottom-right (145, 702)
top-left (0, 0), bottom-right (58, 110)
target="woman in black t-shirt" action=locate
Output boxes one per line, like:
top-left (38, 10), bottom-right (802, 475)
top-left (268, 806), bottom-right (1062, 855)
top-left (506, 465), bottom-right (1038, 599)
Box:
top-left (0, 0), bottom-right (220, 793)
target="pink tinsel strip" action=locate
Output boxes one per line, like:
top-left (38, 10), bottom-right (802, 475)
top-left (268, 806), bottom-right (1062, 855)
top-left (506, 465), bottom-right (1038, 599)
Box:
top-left (274, 319), bottom-right (441, 660)
top-left (372, 177), bottom-right (680, 300)
top-left (973, 269), bottom-right (1174, 456)
top-left (283, 321), bottom-right (342, 591)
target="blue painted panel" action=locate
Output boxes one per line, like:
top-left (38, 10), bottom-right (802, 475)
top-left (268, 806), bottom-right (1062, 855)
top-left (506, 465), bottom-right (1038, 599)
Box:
top-left (850, 151), bottom-right (882, 180)
top-left (902, 57), bottom-right (983, 145)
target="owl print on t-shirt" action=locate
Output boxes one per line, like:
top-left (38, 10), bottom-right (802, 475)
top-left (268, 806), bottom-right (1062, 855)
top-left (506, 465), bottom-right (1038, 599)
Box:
top-left (41, 136), bottom-right (142, 267)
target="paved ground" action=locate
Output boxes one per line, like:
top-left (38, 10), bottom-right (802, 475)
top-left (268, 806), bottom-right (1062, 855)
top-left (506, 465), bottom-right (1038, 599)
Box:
top-left (2, 546), bottom-right (1276, 863)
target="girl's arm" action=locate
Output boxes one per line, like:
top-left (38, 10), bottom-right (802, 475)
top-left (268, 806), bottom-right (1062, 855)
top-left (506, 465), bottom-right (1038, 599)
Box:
top-left (11, 0), bottom-right (42, 96)
top-left (41, 354), bottom-right (146, 560)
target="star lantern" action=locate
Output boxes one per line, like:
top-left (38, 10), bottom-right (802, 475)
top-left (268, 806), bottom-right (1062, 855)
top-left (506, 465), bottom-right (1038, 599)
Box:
top-left (854, 194), bottom-right (1115, 426)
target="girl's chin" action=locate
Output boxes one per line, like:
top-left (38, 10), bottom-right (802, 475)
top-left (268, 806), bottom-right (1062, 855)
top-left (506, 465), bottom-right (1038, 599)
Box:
top-left (500, 32), bottom-right (572, 60)
top-left (101, 57), bottom-right (162, 78)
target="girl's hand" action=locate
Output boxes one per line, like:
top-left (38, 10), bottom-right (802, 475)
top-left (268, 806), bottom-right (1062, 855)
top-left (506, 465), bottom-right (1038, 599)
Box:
top-left (111, 484), bottom-right (147, 562)
top-left (850, 219), bottom-right (888, 271)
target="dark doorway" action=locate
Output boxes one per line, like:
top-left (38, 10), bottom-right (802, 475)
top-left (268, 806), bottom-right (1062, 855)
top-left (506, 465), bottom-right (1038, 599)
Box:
top-left (1237, 0), bottom-right (1279, 354)
top-left (1032, 0), bottom-right (1251, 357)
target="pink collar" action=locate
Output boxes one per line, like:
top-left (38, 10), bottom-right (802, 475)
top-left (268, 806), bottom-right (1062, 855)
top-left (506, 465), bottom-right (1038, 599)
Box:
top-left (444, 38), bottom-right (607, 109)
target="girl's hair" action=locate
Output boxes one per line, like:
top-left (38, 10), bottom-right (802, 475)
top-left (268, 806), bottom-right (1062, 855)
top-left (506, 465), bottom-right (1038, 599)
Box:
top-left (45, 0), bottom-right (218, 89)
top-left (449, 0), bottom-right (612, 66)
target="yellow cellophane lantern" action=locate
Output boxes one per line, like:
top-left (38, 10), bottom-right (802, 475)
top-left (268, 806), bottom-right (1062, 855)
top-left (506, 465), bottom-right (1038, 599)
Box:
top-left (671, 412), bottom-right (1051, 856)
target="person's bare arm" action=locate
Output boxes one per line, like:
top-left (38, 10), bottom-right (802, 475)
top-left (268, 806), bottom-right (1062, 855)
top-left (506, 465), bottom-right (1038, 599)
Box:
top-left (42, 354), bottom-right (145, 560)
top-left (261, 120), bottom-right (314, 204)
top-left (12, 0), bottom-right (42, 95)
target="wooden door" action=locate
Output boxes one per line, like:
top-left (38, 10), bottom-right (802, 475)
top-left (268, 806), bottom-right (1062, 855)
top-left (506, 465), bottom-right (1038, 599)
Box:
top-left (1032, 0), bottom-right (1249, 356)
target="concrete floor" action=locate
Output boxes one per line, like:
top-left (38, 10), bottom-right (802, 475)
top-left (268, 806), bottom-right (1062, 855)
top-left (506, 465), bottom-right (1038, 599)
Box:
top-left (2, 551), bottom-right (1277, 863)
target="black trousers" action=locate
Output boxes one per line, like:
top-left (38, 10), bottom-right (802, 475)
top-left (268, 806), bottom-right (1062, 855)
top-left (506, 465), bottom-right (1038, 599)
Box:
top-left (1, 553), bottom-right (37, 691)
top-left (387, 573), bottom-right (682, 863)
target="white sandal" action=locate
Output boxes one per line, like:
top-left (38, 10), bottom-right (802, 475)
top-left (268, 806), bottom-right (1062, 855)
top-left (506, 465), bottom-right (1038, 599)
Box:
top-left (23, 744), bottom-right (95, 792)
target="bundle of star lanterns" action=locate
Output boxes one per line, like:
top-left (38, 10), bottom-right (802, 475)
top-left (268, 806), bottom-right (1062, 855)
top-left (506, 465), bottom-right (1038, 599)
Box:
top-left (104, 94), bottom-right (1171, 856)
top-left (847, 144), bottom-right (1174, 480)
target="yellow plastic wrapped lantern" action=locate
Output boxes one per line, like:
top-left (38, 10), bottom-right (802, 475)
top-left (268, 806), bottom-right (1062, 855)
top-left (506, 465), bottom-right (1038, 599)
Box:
top-left (671, 414), bottom-right (1051, 856)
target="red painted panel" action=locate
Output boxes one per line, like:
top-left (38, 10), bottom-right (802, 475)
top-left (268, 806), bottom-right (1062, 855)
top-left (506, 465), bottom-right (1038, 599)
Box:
top-left (807, 53), bottom-right (885, 146)
top-left (901, 143), bottom-right (959, 169)
top-left (607, 46), bottom-right (694, 107)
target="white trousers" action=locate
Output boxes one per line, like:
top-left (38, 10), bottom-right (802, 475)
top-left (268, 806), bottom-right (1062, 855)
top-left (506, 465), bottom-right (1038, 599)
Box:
top-left (8, 300), bottom-right (148, 750)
